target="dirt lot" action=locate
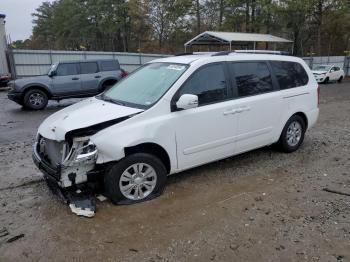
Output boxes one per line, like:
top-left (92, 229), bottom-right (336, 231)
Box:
top-left (0, 81), bottom-right (349, 262)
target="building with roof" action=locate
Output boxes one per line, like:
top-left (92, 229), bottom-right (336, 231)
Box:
top-left (184, 31), bottom-right (293, 53)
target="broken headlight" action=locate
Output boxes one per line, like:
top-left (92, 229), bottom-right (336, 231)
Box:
top-left (74, 140), bottom-right (98, 163)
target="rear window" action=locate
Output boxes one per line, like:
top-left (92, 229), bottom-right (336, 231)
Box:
top-left (100, 60), bottom-right (120, 71)
top-left (270, 61), bottom-right (308, 89)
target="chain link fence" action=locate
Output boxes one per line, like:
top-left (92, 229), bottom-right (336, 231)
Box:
top-left (7, 49), bottom-right (170, 78)
top-left (6, 49), bottom-right (350, 78)
top-left (302, 56), bottom-right (350, 76)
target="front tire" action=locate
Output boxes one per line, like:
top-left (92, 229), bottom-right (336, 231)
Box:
top-left (338, 76), bottom-right (343, 83)
top-left (278, 115), bottom-right (306, 153)
top-left (104, 153), bottom-right (167, 204)
top-left (323, 77), bottom-right (329, 84)
top-left (23, 89), bottom-right (48, 110)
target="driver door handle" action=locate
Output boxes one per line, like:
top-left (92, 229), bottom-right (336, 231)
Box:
top-left (72, 77), bottom-right (79, 80)
top-left (239, 106), bottom-right (251, 112)
top-left (223, 106), bottom-right (251, 115)
top-left (94, 75), bottom-right (101, 78)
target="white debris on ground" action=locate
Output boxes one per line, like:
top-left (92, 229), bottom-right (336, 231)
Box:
top-left (69, 203), bottom-right (95, 218)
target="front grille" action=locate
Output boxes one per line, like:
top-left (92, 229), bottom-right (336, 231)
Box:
top-left (37, 135), bottom-right (68, 167)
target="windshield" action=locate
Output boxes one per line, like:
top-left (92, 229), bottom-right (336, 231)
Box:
top-left (101, 62), bottom-right (188, 108)
top-left (313, 65), bottom-right (331, 71)
top-left (47, 63), bottom-right (58, 75)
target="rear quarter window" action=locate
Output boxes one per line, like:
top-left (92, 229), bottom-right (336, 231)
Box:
top-left (100, 60), bottom-right (120, 71)
top-left (270, 61), bottom-right (309, 89)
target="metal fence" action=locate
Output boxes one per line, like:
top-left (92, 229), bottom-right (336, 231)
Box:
top-left (302, 56), bottom-right (350, 76)
top-left (7, 49), bottom-right (170, 78)
top-left (6, 49), bottom-right (350, 78)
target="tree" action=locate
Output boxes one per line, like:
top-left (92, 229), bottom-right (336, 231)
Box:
top-left (14, 0), bottom-right (350, 55)
top-left (145, 0), bottom-right (191, 49)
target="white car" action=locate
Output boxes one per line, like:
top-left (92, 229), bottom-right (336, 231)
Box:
top-left (312, 64), bottom-right (345, 83)
top-left (33, 52), bottom-right (319, 204)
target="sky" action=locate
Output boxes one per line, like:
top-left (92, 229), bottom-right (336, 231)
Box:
top-left (1, 0), bottom-right (52, 41)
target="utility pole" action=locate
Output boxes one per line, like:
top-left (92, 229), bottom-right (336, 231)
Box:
top-left (0, 13), bottom-right (9, 76)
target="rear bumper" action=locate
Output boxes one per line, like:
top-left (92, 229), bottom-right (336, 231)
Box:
top-left (307, 108), bottom-right (319, 129)
top-left (0, 80), bottom-right (9, 87)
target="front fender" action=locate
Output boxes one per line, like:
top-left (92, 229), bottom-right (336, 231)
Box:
top-left (91, 116), bottom-right (177, 172)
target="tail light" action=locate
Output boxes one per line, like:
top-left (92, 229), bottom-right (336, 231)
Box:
top-left (121, 69), bottom-right (128, 78)
top-left (317, 85), bottom-right (320, 107)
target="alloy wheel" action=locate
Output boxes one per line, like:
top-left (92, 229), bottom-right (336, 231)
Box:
top-left (119, 163), bottom-right (157, 200)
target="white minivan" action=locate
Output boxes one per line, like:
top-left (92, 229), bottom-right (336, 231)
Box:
top-left (33, 52), bottom-right (319, 204)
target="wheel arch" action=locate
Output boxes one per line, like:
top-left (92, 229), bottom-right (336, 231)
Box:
top-left (292, 112), bottom-right (308, 130)
top-left (22, 84), bottom-right (52, 99)
top-left (276, 111), bottom-right (309, 143)
top-left (124, 142), bottom-right (171, 174)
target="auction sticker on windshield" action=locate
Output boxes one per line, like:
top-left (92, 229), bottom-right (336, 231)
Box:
top-left (167, 65), bottom-right (186, 71)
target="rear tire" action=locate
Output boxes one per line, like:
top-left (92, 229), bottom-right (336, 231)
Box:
top-left (278, 115), bottom-right (306, 153)
top-left (104, 153), bottom-right (167, 204)
top-left (23, 89), bottom-right (48, 110)
top-left (338, 76), bottom-right (343, 83)
top-left (101, 80), bottom-right (117, 92)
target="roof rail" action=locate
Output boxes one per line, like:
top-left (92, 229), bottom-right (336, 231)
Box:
top-left (211, 51), bottom-right (235, 56)
top-left (175, 52), bottom-right (193, 56)
top-left (211, 50), bottom-right (290, 57)
top-left (234, 50), bottom-right (290, 55)
top-left (175, 52), bottom-right (215, 56)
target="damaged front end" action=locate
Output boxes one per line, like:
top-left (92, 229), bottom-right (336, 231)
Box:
top-left (33, 134), bottom-right (103, 217)
top-left (33, 134), bottom-right (99, 188)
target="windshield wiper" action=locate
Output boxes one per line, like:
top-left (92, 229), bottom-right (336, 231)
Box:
top-left (99, 94), bottom-right (125, 106)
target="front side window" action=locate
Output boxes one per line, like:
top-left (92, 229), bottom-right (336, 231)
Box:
top-left (270, 61), bottom-right (309, 89)
top-left (230, 62), bottom-right (274, 97)
top-left (102, 63), bottom-right (188, 108)
top-left (56, 63), bottom-right (78, 76)
top-left (80, 62), bottom-right (98, 74)
top-left (178, 63), bottom-right (228, 106)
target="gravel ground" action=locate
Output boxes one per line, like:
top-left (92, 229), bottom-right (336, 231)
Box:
top-left (0, 81), bottom-right (349, 262)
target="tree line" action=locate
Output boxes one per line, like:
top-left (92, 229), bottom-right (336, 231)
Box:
top-left (10, 0), bottom-right (350, 56)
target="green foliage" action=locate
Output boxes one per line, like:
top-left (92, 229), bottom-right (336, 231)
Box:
top-left (14, 0), bottom-right (350, 55)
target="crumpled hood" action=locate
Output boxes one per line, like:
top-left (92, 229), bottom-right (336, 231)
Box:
top-left (312, 70), bottom-right (327, 74)
top-left (38, 97), bottom-right (144, 141)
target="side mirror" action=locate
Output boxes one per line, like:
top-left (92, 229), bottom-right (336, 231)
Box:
top-left (176, 94), bottom-right (198, 110)
top-left (48, 70), bottom-right (56, 77)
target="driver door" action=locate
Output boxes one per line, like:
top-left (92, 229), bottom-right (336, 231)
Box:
top-left (51, 63), bottom-right (81, 96)
top-left (170, 63), bottom-right (239, 170)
